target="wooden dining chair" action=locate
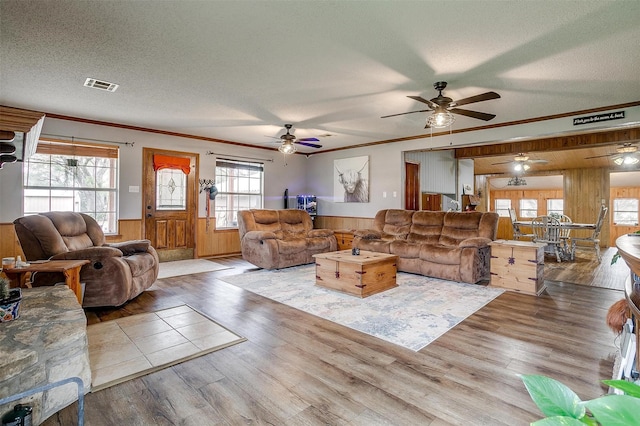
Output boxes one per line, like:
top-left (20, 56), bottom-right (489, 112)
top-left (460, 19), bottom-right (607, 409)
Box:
top-left (508, 208), bottom-right (534, 240)
top-left (557, 214), bottom-right (573, 252)
top-left (532, 215), bottom-right (564, 262)
top-left (570, 205), bottom-right (608, 262)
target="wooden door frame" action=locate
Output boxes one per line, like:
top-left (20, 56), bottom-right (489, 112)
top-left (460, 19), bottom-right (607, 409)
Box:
top-left (404, 161), bottom-right (420, 210)
top-left (142, 147), bottom-right (199, 260)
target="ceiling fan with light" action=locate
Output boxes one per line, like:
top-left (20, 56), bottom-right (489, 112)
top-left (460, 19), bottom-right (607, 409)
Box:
top-left (273, 124), bottom-right (322, 154)
top-left (381, 81), bottom-right (501, 128)
top-left (584, 143), bottom-right (639, 165)
top-left (491, 153), bottom-right (549, 171)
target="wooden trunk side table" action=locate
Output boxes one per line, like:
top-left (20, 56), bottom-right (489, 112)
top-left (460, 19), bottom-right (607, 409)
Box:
top-left (489, 240), bottom-right (546, 296)
top-left (2, 260), bottom-right (90, 304)
top-left (334, 230), bottom-right (355, 251)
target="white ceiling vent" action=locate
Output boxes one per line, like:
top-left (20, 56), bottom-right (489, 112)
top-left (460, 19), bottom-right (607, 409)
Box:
top-left (84, 78), bottom-right (119, 92)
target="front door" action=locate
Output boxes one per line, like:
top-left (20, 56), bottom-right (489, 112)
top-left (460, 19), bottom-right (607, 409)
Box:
top-left (142, 148), bottom-right (198, 262)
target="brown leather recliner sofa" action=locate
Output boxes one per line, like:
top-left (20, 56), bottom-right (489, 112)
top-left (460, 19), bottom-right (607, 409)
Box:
top-left (353, 209), bottom-right (499, 283)
top-left (13, 212), bottom-right (159, 307)
top-left (237, 209), bottom-right (337, 269)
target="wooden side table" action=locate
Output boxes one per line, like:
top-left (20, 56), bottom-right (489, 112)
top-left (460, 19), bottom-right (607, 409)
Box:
top-left (489, 240), bottom-right (546, 295)
top-left (2, 259), bottom-right (90, 304)
top-left (334, 229), bottom-right (355, 251)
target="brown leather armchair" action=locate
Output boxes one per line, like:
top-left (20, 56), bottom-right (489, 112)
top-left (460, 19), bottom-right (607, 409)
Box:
top-left (13, 212), bottom-right (159, 307)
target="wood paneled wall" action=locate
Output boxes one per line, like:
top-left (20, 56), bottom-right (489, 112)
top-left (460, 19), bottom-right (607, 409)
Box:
top-left (315, 216), bottom-right (375, 231)
top-left (564, 168), bottom-right (610, 246)
top-left (196, 218), bottom-right (241, 258)
top-left (0, 223), bottom-right (23, 261)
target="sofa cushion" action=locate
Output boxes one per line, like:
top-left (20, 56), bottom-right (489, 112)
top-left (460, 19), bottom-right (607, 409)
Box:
top-left (420, 244), bottom-right (462, 265)
top-left (277, 238), bottom-right (307, 254)
top-left (438, 212), bottom-right (484, 247)
top-left (123, 253), bottom-right (157, 277)
top-left (251, 209), bottom-right (282, 233)
top-left (407, 211), bottom-right (445, 244)
top-left (380, 209), bottom-right (414, 239)
top-left (41, 212), bottom-right (107, 250)
top-left (306, 237), bottom-right (332, 251)
top-left (390, 241), bottom-right (421, 258)
top-left (279, 210), bottom-right (311, 238)
top-left (17, 214), bottom-right (69, 257)
top-left (110, 240), bottom-right (151, 256)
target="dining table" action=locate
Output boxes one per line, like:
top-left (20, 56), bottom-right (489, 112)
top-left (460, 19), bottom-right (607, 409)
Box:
top-left (513, 220), bottom-right (596, 261)
top-left (513, 220), bottom-right (596, 231)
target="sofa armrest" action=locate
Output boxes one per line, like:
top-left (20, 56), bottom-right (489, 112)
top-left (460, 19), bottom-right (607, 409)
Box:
top-left (243, 230), bottom-right (279, 241)
top-left (107, 240), bottom-right (151, 256)
top-left (458, 237), bottom-right (492, 248)
top-left (50, 246), bottom-right (124, 260)
top-left (308, 229), bottom-right (334, 238)
top-left (353, 229), bottom-right (382, 239)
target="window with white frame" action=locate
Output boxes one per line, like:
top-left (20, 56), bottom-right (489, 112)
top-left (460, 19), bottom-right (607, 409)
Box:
top-left (613, 198), bottom-right (639, 225)
top-left (547, 199), bottom-right (564, 216)
top-left (214, 159), bottom-right (263, 228)
top-left (495, 199), bottom-right (511, 217)
top-left (23, 139), bottom-right (119, 233)
top-left (519, 199), bottom-right (538, 218)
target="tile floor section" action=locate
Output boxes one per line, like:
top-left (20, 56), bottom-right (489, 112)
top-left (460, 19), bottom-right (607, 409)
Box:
top-left (87, 305), bottom-right (245, 391)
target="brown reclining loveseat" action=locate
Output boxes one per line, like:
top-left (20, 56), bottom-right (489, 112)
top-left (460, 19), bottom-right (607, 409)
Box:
top-left (237, 209), bottom-right (337, 269)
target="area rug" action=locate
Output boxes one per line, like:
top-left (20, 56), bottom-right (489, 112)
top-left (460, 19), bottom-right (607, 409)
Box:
top-left (157, 259), bottom-right (230, 279)
top-left (220, 265), bottom-right (503, 351)
top-left (87, 305), bottom-right (245, 391)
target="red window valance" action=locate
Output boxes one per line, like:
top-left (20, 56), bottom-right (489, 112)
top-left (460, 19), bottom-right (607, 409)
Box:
top-left (153, 154), bottom-right (191, 174)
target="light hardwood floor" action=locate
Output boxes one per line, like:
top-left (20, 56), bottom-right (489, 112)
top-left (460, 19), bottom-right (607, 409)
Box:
top-left (44, 251), bottom-right (629, 425)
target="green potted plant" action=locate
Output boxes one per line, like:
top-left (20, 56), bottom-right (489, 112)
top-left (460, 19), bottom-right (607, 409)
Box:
top-left (0, 277), bottom-right (22, 322)
top-left (521, 374), bottom-right (640, 425)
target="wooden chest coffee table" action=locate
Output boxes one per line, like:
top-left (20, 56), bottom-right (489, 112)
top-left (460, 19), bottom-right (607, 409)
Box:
top-left (312, 250), bottom-right (398, 297)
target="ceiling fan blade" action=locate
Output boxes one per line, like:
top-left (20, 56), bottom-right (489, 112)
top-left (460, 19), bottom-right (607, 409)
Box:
top-left (584, 153), bottom-right (617, 159)
top-left (491, 160), bottom-right (515, 165)
top-left (450, 108), bottom-right (496, 121)
top-left (407, 95), bottom-right (438, 109)
top-left (295, 141), bottom-right (322, 149)
top-left (296, 137), bottom-right (320, 142)
top-left (451, 91), bottom-right (500, 107)
top-left (381, 109), bottom-right (430, 119)
top-left (528, 159), bottom-right (548, 164)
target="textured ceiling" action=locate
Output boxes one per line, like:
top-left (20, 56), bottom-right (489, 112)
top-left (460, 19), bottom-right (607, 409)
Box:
top-left (1, 1), bottom-right (640, 154)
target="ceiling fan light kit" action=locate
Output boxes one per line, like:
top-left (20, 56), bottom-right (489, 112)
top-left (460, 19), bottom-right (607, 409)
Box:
top-left (614, 155), bottom-right (639, 166)
top-left (426, 110), bottom-right (455, 128)
top-left (273, 124), bottom-right (322, 154)
top-left (278, 142), bottom-right (297, 155)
